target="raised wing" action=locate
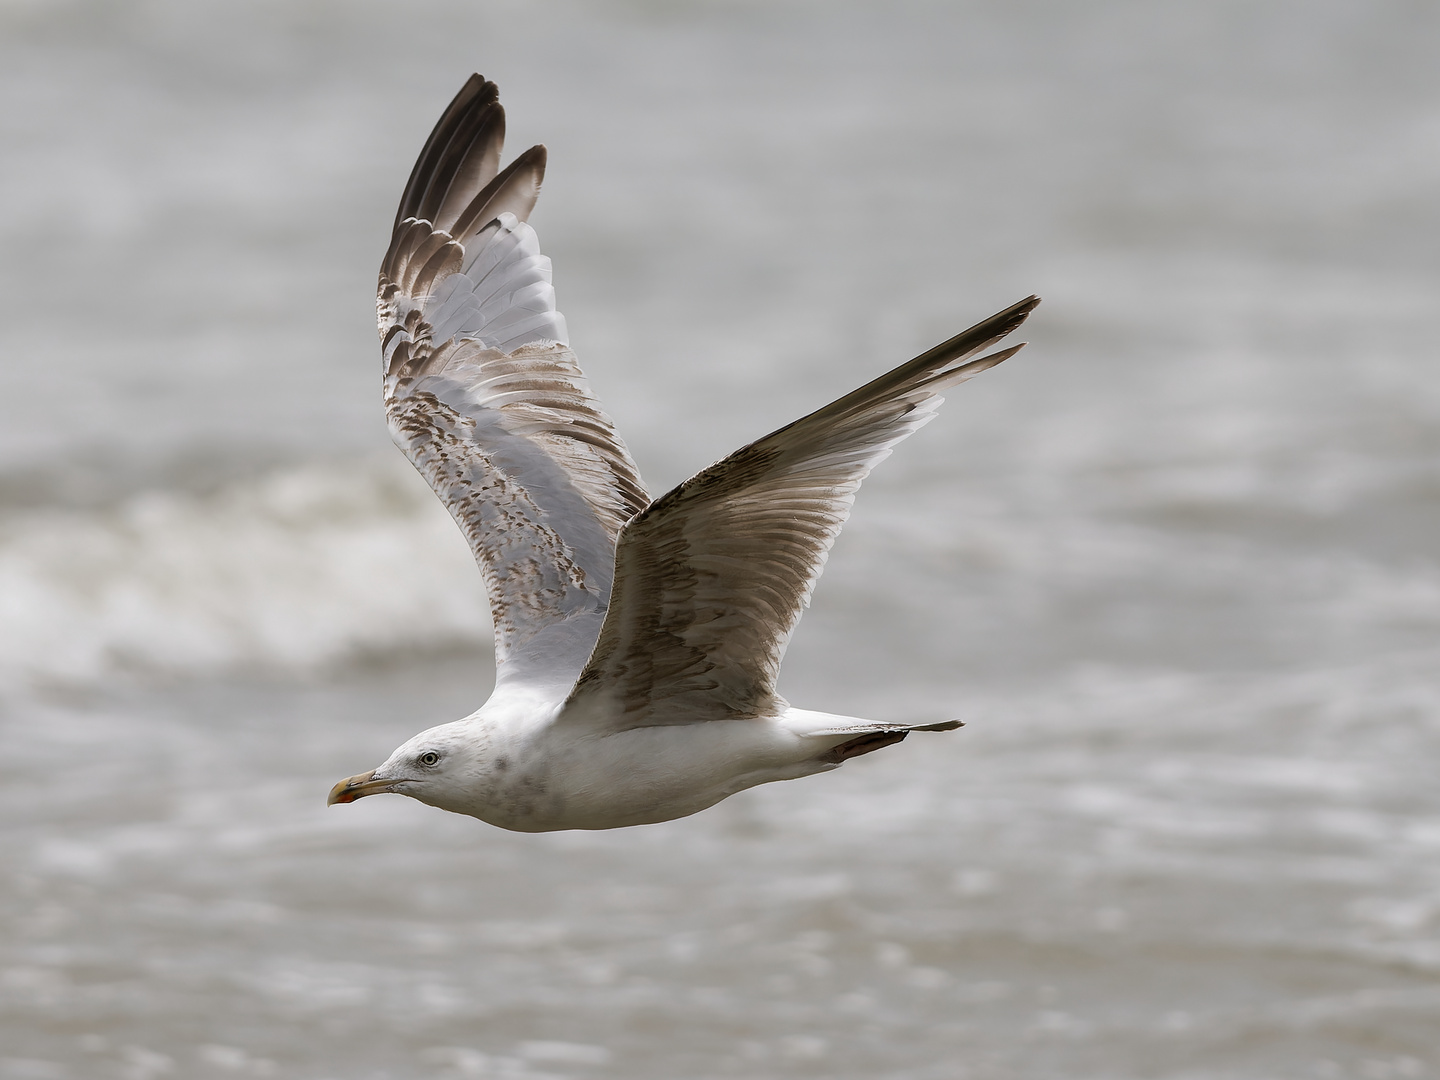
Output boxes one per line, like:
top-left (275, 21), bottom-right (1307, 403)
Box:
top-left (565, 296), bottom-right (1039, 726)
top-left (379, 76), bottom-right (649, 691)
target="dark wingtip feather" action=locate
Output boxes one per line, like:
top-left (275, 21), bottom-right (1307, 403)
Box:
top-left (451, 143), bottom-right (548, 239)
top-left (802, 295), bottom-right (1039, 428)
top-left (393, 74), bottom-right (503, 234)
top-left (912, 294), bottom-right (1040, 370)
top-left (923, 341), bottom-right (1027, 388)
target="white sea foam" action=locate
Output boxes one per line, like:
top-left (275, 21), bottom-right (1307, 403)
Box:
top-left (0, 459), bottom-right (491, 690)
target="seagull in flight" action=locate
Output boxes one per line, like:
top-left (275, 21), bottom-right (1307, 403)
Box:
top-left (328, 75), bottom-right (1038, 831)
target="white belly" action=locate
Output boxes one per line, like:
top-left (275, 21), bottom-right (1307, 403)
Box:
top-left (476, 717), bottom-right (835, 831)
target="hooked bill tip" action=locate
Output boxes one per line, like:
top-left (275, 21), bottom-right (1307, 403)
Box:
top-left (327, 769), bottom-right (377, 806)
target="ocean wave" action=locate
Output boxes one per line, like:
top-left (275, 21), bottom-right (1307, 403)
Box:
top-left (0, 458), bottom-right (492, 691)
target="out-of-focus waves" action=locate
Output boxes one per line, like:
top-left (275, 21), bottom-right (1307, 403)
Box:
top-left (0, 459), bottom-right (487, 688)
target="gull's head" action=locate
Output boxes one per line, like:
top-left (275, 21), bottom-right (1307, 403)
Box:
top-left (327, 721), bottom-right (483, 811)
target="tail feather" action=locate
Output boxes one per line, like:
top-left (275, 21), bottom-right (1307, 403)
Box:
top-left (782, 708), bottom-right (964, 765)
top-left (913, 719), bottom-right (963, 732)
top-left (824, 729), bottom-right (910, 762)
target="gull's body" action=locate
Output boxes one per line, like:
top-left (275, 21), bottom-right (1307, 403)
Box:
top-left (329, 75), bottom-right (1037, 831)
top-left (379, 688), bottom-right (911, 833)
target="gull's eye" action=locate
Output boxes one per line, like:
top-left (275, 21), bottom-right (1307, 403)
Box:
top-left (417, 751), bottom-right (441, 768)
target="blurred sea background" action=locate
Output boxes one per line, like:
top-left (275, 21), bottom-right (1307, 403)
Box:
top-left (2, 1), bottom-right (1438, 1078)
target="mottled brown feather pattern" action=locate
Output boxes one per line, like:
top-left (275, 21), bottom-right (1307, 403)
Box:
top-left (378, 78), bottom-right (649, 681)
top-left (386, 388), bottom-right (590, 644)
